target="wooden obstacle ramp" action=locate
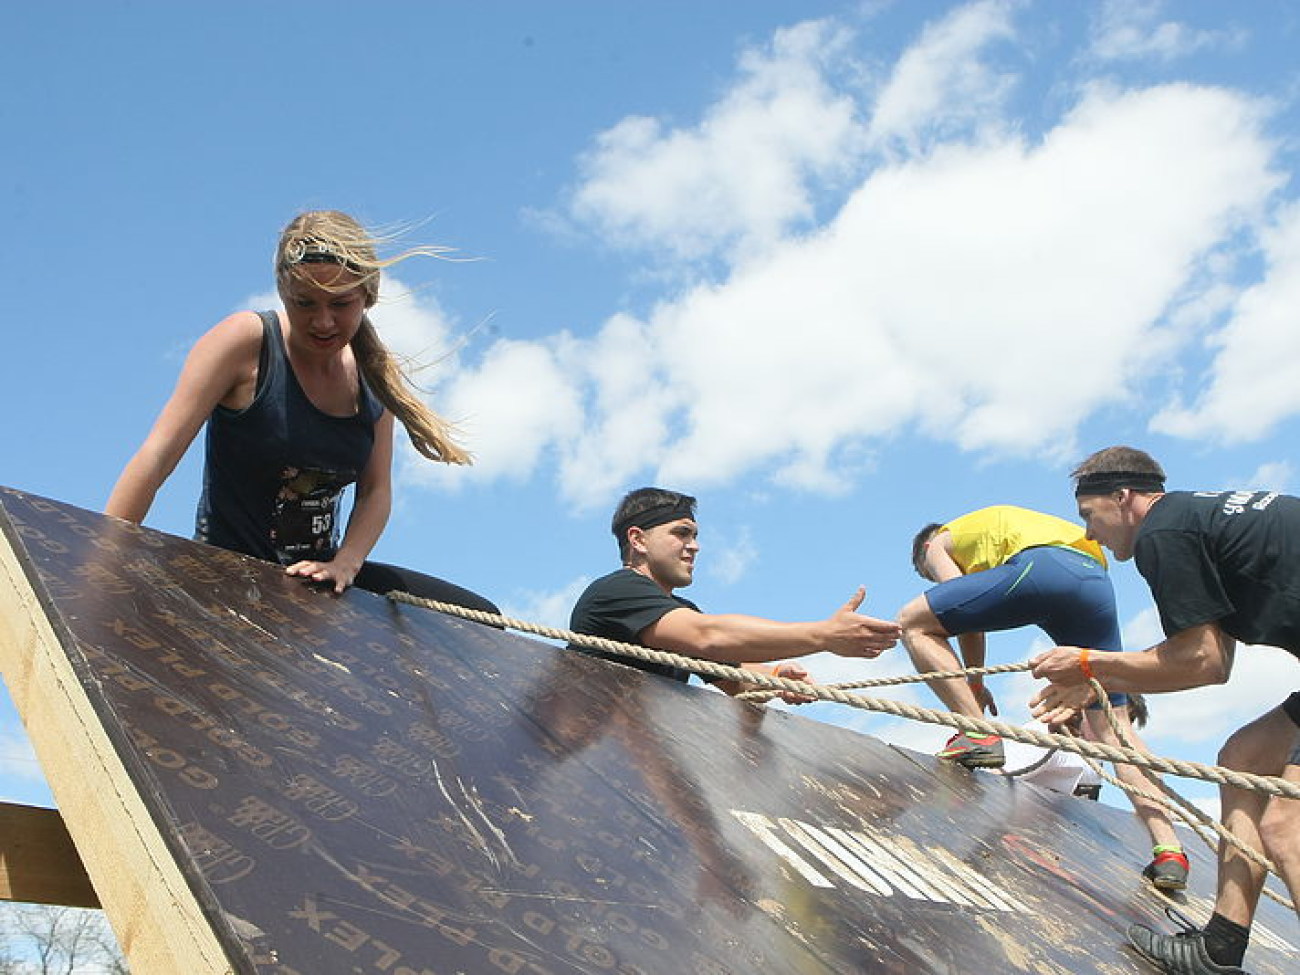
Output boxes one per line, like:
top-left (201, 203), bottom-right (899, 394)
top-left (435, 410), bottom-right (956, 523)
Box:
top-left (0, 486), bottom-right (1295, 974)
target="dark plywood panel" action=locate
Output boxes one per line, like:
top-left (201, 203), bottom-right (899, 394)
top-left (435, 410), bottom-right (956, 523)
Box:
top-left (0, 487), bottom-right (1295, 974)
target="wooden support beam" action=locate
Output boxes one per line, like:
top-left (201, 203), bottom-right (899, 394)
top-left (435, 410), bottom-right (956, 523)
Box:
top-left (0, 801), bottom-right (99, 908)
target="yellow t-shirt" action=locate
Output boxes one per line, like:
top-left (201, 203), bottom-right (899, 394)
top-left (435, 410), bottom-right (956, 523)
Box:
top-left (940, 505), bottom-right (1107, 574)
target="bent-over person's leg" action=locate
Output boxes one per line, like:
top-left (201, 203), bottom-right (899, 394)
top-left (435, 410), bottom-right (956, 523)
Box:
top-left (1081, 707), bottom-right (1182, 877)
top-left (354, 560), bottom-right (502, 623)
top-left (898, 594), bottom-right (983, 718)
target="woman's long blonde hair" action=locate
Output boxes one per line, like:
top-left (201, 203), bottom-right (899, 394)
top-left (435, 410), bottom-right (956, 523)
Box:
top-left (275, 210), bottom-right (470, 465)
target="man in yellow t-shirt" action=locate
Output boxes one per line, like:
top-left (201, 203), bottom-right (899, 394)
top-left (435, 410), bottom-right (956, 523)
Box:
top-left (897, 505), bottom-right (1187, 891)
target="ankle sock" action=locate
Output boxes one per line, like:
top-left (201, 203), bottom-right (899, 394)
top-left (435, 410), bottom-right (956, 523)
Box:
top-left (1203, 912), bottom-right (1249, 968)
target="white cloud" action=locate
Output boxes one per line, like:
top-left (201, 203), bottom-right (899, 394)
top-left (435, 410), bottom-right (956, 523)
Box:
top-left (705, 524), bottom-right (758, 586)
top-left (1152, 202), bottom-right (1300, 442)
top-left (1140, 644), bottom-right (1299, 750)
top-left (1090, 0), bottom-right (1245, 63)
top-left (567, 19), bottom-right (862, 262)
top-left (871, 713), bottom-right (953, 755)
top-left (1187, 795), bottom-right (1220, 820)
top-left (416, 13), bottom-right (1284, 509)
top-left (409, 335), bottom-right (584, 489)
top-left (1120, 605), bottom-right (1298, 752)
top-left (800, 646), bottom-right (944, 748)
top-left (502, 575), bottom-right (593, 634)
top-left (647, 82), bottom-right (1276, 488)
top-left (554, 315), bottom-right (684, 505)
top-left (1245, 461), bottom-right (1294, 493)
top-left (1189, 459), bottom-right (1299, 495)
top-left (867, 0), bottom-right (1019, 151)
top-left (240, 288), bottom-right (279, 317)
top-left (1123, 605), bottom-right (1165, 651)
top-left (369, 274), bottom-right (462, 369)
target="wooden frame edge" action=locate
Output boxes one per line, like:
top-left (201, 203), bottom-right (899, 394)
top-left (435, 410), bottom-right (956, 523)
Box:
top-left (0, 528), bottom-right (234, 974)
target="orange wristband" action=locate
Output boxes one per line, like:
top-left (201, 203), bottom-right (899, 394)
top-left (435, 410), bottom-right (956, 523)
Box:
top-left (1079, 648), bottom-right (1095, 682)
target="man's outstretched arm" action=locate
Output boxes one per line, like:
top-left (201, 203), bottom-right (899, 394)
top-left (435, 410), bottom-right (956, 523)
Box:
top-left (640, 587), bottom-right (900, 664)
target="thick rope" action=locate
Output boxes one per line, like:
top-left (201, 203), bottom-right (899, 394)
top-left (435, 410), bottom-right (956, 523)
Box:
top-left (387, 591), bottom-right (1300, 803)
top-left (1079, 686), bottom-right (1294, 910)
top-left (743, 661), bottom-right (1034, 696)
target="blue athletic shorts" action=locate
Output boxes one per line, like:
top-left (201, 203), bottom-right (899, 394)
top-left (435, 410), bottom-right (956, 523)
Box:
top-left (926, 545), bottom-right (1127, 707)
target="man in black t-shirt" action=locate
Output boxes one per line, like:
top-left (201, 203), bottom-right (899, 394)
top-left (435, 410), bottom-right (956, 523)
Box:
top-left (568, 487), bottom-right (900, 697)
top-left (1029, 446), bottom-right (1300, 975)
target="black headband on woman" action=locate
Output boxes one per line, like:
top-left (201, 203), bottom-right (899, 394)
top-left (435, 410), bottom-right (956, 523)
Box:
top-left (1074, 471), bottom-right (1166, 497)
top-left (612, 498), bottom-right (696, 539)
top-left (281, 240), bottom-right (364, 275)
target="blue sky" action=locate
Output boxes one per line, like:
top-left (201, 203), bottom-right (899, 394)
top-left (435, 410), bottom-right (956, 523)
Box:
top-left (4, 0), bottom-right (1300, 829)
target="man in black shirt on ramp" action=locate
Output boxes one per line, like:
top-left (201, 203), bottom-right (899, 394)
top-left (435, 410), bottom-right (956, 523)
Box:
top-left (569, 487), bottom-right (900, 697)
top-left (1031, 446), bottom-right (1300, 975)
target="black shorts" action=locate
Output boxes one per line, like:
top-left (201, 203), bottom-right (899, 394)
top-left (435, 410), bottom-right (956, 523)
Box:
top-left (1284, 692), bottom-right (1300, 764)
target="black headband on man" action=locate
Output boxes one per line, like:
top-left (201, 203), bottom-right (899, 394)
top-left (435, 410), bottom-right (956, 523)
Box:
top-left (1074, 471), bottom-right (1166, 497)
top-left (612, 498), bottom-right (696, 539)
